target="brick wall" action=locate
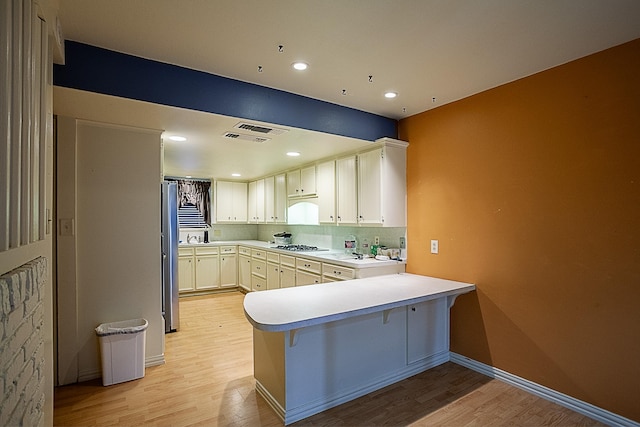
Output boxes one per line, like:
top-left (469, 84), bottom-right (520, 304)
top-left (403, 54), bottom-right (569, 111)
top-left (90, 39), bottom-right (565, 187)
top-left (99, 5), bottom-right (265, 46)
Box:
top-left (0, 257), bottom-right (47, 426)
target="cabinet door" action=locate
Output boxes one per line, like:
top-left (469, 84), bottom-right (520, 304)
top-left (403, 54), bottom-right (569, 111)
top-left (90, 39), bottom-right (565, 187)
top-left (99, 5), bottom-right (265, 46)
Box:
top-left (216, 181), bottom-right (233, 222)
top-left (357, 149), bottom-right (383, 225)
top-left (317, 160), bottom-right (336, 223)
top-left (274, 173), bottom-right (287, 223)
top-left (232, 181), bottom-right (248, 222)
top-left (248, 181), bottom-right (257, 222)
top-left (280, 265), bottom-right (296, 288)
top-left (238, 255), bottom-right (252, 291)
top-left (296, 270), bottom-right (321, 286)
top-left (287, 170), bottom-right (301, 197)
top-left (220, 254), bottom-right (237, 288)
top-left (300, 165), bottom-right (316, 196)
top-left (336, 156), bottom-right (358, 224)
top-left (195, 255), bottom-right (220, 290)
top-left (267, 262), bottom-right (280, 290)
top-left (264, 176), bottom-right (275, 222)
top-left (178, 257), bottom-right (194, 292)
top-left (255, 179), bottom-right (265, 222)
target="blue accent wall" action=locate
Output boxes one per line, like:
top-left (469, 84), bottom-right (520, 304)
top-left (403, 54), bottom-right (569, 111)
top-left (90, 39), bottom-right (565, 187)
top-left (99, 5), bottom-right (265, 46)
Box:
top-left (54, 41), bottom-right (397, 141)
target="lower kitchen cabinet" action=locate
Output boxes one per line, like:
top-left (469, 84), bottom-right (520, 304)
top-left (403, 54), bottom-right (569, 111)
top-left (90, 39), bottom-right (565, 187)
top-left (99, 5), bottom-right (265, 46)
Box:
top-left (322, 263), bottom-right (355, 282)
top-left (239, 254), bottom-right (252, 292)
top-left (220, 247), bottom-right (237, 288)
top-left (296, 270), bottom-right (321, 286)
top-left (178, 245), bottom-right (240, 294)
top-left (280, 265), bottom-right (296, 288)
top-left (194, 247), bottom-right (220, 290)
top-left (178, 255), bottom-right (195, 292)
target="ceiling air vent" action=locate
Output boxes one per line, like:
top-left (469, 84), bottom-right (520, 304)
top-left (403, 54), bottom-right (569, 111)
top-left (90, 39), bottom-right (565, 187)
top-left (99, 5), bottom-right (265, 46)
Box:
top-left (234, 122), bottom-right (288, 136)
top-left (222, 132), bottom-right (270, 143)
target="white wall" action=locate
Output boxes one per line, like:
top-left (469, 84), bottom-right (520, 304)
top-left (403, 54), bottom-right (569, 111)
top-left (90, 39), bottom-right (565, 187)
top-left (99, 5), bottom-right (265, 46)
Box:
top-left (56, 118), bottom-right (164, 383)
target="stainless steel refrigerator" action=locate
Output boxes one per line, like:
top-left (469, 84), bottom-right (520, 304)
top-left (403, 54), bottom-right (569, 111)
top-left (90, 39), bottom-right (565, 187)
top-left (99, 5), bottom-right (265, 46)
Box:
top-left (161, 181), bottom-right (180, 333)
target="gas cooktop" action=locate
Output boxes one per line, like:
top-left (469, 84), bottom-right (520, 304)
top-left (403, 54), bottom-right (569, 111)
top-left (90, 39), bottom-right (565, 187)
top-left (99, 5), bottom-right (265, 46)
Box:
top-left (272, 244), bottom-right (328, 252)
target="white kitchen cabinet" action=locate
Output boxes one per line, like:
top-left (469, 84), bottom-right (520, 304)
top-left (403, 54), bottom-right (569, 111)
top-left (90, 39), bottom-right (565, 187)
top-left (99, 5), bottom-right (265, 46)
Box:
top-left (264, 176), bottom-right (275, 223)
top-left (279, 254), bottom-right (296, 288)
top-left (220, 246), bottom-right (237, 288)
top-left (238, 253), bottom-right (252, 292)
top-left (357, 139), bottom-right (408, 227)
top-left (195, 247), bottom-right (220, 290)
top-left (316, 160), bottom-right (336, 223)
top-left (296, 257), bottom-right (322, 286)
top-left (251, 249), bottom-right (267, 291)
top-left (266, 251), bottom-right (280, 289)
top-left (216, 181), bottom-right (248, 223)
top-left (280, 266), bottom-right (296, 288)
top-left (287, 165), bottom-right (316, 198)
top-left (274, 173), bottom-right (287, 223)
top-left (336, 156), bottom-right (358, 224)
top-left (178, 256), bottom-right (195, 292)
top-left (248, 179), bottom-right (265, 223)
top-left (322, 263), bottom-right (355, 282)
top-left (296, 270), bottom-right (321, 286)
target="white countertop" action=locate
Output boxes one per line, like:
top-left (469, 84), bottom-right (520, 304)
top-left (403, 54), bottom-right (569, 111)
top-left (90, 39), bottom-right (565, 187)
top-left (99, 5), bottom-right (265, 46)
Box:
top-left (179, 240), bottom-right (405, 269)
top-left (243, 273), bottom-right (475, 332)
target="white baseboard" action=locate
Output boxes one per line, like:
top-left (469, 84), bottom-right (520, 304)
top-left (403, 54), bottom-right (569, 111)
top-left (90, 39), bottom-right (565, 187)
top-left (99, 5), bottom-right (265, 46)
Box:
top-left (145, 354), bottom-right (165, 367)
top-left (450, 352), bottom-right (639, 427)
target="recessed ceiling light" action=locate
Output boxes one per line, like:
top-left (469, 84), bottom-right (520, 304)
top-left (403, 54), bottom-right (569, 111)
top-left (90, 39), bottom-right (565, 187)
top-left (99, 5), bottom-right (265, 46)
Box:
top-left (231, 173), bottom-right (241, 177)
top-left (185, 175), bottom-right (192, 178)
top-left (292, 62), bottom-right (308, 71)
top-left (384, 91), bottom-right (398, 99)
top-left (286, 151), bottom-right (301, 157)
top-left (168, 135), bottom-right (187, 141)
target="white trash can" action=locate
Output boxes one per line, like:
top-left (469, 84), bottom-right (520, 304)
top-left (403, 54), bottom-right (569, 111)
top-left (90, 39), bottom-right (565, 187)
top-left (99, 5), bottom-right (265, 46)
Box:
top-left (95, 318), bottom-right (148, 386)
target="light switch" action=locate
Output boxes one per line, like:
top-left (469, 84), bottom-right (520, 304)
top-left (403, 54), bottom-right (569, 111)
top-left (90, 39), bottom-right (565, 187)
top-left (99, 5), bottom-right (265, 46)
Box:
top-left (430, 239), bottom-right (438, 254)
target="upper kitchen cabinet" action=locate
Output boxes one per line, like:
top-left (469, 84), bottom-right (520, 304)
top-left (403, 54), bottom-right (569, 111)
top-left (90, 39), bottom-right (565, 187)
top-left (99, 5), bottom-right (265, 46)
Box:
top-left (357, 138), bottom-right (408, 227)
top-left (336, 156), bottom-right (358, 225)
top-left (317, 161), bottom-right (336, 223)
top-left (272, 173), bottom-right (287, 224)
top-left (216, 181), bottom-right (248, 223)
top-left (287, 166), bottom-right (316, 198)
top-left (248, 179), bottom-right (265, 223)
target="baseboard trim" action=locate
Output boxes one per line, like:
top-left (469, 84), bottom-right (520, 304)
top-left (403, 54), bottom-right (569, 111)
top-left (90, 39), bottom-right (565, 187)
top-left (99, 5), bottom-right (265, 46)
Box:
top-left (145, 354), bottom-right (165, 367)
top-left (450, 352), bottom-right (639, 427)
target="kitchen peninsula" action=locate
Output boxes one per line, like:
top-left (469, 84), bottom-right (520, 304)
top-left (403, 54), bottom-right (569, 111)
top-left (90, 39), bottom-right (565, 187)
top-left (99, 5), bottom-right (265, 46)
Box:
top-left (244, 273), bottom-right (475, 425)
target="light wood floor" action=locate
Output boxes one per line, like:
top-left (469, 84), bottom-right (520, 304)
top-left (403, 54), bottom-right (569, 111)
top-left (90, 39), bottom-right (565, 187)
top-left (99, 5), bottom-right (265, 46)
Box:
top-left (54, 292), bottom-right (604, 426)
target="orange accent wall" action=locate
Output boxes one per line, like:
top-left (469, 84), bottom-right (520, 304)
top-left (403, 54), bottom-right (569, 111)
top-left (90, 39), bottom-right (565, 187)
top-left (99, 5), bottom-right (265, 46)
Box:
top-left (399, 38), bottom-right (640, 421)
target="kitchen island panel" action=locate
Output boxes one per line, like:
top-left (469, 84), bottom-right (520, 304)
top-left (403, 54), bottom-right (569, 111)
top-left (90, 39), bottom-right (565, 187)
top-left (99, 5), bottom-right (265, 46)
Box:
top-left (245, 273), bottom-right (474, 424)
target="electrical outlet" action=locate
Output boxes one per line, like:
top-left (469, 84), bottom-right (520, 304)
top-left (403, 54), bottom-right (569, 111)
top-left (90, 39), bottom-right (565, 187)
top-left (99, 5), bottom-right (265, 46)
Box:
top-left (399, 237), bottom-right (406, 249)
top-left (430, 239), bottom-right (439, 254)
top-left (374, 236), bottom-right (380, 245)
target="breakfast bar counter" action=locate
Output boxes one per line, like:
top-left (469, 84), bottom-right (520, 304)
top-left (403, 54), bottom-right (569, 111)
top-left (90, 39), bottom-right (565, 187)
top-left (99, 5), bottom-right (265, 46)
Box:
top-left (243, 273), bottom-right (475, 424)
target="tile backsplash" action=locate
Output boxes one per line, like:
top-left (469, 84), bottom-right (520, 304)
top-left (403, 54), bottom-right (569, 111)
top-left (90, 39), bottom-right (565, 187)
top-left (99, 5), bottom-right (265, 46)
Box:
top-left (180, 224), bottom-right (407, 258)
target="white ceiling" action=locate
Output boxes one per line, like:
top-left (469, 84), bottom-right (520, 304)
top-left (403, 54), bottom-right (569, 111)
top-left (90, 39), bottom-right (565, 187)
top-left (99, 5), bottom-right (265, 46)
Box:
top-left (54, 0), bottom-right (640, 180)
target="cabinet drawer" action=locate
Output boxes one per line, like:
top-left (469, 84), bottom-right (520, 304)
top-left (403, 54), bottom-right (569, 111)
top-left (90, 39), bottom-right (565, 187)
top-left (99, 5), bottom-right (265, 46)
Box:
top-left (238, 246), bottom-right (252, 256)
top-left (252, 275), bottom-right (266, 292)
top-left (251, 259), bottom-right (267, 277)
top-left (280, 254), bottom-right (296, 267)
top-left (178, 247), bottom-right (194, 257)
top-left (266, 251), bottom-right (279, 264)
top-left (196, 247), bottom-right (219, 256)
top-left (296, 258), bottom-right (322, 275)
top-left (219, 245), bottom-right (236, 254)
top-left (322, 263), bottom-right (355, 280)
top-left (251, 249), bottom-right (266, 259)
